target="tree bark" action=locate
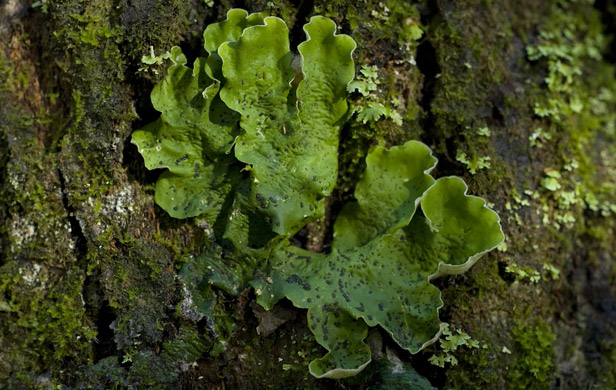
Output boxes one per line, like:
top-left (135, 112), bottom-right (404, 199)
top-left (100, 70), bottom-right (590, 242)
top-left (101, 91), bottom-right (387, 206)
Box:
top-left (1, 0), bottom-right (615, 389)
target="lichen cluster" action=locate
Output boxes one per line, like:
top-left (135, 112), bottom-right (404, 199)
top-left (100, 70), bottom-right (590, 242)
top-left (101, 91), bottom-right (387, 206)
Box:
top-left (133, 9), bottom-right (503, 378)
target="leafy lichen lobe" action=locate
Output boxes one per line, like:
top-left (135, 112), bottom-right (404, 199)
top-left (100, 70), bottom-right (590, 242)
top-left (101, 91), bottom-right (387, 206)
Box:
top-left (133, 8), bottom-right (503, 380)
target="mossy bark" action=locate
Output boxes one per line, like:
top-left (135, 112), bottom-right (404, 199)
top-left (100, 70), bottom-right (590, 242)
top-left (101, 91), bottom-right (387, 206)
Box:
top-left (1, 0), bottom-right (614, 389)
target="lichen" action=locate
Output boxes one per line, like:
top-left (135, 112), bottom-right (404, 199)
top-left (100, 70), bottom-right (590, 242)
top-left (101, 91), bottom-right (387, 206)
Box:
top-left (428, 325), bottom-right (483, 368)
top-left (134, 9), bottom-right (503, 379)
top-left (255, 148), bottom-right (503, 378)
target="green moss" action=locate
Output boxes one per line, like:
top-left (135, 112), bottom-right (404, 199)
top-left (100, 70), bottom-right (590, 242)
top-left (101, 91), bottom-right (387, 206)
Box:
top-left (199, 314), bottom-right (332, 389)
top-left (73, 356), bottom-right (128, 389)
top-left (514, 3), bottom-right (616, 383)
top-left (0, 2), bottom-right (210, 387)
top-left (522, 0), bottom-right (616, 230)
top-left (0, 166), bottom-right (94, 380)
top-left (127, 325), bottom-right (210, 386)
top-left (121, 0), bottom-right (195, 68)
top-left (0, 32), bottom-right (96, 379)
top-left (251, 328), bottom-right (327, 385)
top-left (507, 320), bottom-right (556, 389)
top-left (442, 329), bottom-right (500, 389)
top-left (0, 264), bottom-right (96, 377)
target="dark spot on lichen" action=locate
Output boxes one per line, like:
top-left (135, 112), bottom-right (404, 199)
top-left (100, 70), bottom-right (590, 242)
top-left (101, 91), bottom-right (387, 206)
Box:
top-left (286, 274), bottom-right (311, 290)
top-left (297, 255), bottom-right (311, 263)
top-left (255, 193), bottom-right (268, 208)
top-left (175, 154), bottom-right (188, 164)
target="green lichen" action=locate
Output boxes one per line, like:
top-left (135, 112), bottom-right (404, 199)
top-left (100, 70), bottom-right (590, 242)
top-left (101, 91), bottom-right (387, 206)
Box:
top-left (133, 10), bottom-right (356, 235)
top-left (312, 0), bottom-right (426, 196)
top-left (133, 7), bottom-right (503, 381)
top-left (456, 152), bottom-right (491, 175)
top-left (504, 264), bottom-right (541, 283)
top-left (255, 145), bottom-right (503, 378)
top-left (219, 14), bottom-right (355, 234)
top-left (348, 65), bottom-right (404, 126)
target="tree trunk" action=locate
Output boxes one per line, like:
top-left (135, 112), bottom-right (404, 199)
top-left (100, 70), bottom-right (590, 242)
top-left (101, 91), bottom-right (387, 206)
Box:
top-left (1, 0), bottom-right (615, 388)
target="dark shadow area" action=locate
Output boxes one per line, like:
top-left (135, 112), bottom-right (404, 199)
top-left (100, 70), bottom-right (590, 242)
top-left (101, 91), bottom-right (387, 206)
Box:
top-left (83, 270), bottom-right (119, 362)
top-left (289, 0), bottom-right (315, 49)
top-left (417, 0), bottom-right (439, 26)
top-left (595, 0), bottom-right (616, 63)
top-left (415, 0), bottom-right (441, 137)
top-left (416, 39), bottom-right (440, 135)
top-left (497, 261), bottom-right (517, 283)
top-left (413, 349), bottom-right (447, 389)
top-left (575, 248), bottom-right (616, 384)
top-left (58, 169), bottom-right (88, 256)
top-left (121, 129), bottom-right (161, 189)
top-left (93, 300), bottom-right (119, 362)
top-left (490, 101), bottom-right (505, 127)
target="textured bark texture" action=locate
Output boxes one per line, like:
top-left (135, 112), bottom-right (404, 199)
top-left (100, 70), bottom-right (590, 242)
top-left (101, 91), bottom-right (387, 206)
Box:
top-left (1, 0), bottom-right (615, 389)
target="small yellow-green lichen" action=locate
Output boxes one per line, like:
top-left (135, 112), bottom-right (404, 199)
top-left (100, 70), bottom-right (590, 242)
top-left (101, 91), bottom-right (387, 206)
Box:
top-left (428, 325), bottom-right (484, 368)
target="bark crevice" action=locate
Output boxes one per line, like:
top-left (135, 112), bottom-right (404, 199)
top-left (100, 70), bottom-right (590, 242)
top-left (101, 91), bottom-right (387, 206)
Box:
top-left (57, 168), bottom-right (88, 259)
